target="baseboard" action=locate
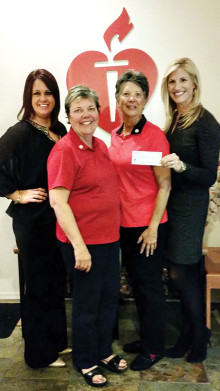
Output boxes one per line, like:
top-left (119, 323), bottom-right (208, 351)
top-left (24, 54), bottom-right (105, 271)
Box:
top-left (0, 292), bottom-right (20, 300)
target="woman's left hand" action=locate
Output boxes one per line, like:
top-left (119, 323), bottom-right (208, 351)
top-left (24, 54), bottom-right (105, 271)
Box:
top-left (161, 153), bottom-right (182, 172)
top-left (137, 227), bottom-right (158, 257)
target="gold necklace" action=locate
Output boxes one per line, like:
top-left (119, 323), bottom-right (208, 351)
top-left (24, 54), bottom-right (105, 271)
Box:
top-left (27, 119), bottom-right (60, 143)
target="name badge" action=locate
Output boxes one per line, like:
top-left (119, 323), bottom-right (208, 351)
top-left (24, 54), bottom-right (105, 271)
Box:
top-left (132, 151), bottom-right (162, 166)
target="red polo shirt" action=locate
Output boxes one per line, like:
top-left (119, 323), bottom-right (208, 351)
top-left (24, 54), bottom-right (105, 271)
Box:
top-left (47, 128), bottom-right (120, 244)
top-left (109, 115), bottom-right (170, 228)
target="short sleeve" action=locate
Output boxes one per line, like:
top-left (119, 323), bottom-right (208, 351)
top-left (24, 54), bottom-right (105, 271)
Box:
top-left (47, 147), bottom-right (76, 191)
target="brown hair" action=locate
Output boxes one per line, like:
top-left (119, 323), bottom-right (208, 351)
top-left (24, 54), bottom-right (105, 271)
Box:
top-left (17, 69), bottom-right (61, 133)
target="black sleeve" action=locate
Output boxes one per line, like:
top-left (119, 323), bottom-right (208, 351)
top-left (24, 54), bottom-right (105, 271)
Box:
top-left (0, 123), bottom-right (25, 197)
top-left (181, 111), bottom-right (220, 187)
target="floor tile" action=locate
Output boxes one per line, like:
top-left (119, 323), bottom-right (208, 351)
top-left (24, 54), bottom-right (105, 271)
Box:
top-left (141, 360), bottom-right (208, 383)
top-left (0, 378), bottom-right (69, 391)
top-left (1, 299), bottom-right (220, 390)
top-left (139, 383), bottom-right (211, 391)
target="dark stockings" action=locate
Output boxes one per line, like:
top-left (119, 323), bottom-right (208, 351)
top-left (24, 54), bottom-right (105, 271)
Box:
top-left (167, 260), bottom-right (209, 361)
top-left (168, 260), bottom-right (205, 340)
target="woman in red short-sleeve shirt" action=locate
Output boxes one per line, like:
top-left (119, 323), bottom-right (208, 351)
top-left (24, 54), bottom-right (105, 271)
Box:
top-left (47, 85), bottom-right (127, 387)
top-left (109, 70), bottom-right (171, 371)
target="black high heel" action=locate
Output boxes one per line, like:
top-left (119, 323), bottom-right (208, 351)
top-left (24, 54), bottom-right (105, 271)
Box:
top-left (187, 327), bottom-right (211, 363)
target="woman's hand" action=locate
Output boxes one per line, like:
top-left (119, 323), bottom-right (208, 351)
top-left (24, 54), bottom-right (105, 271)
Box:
top-left (161, 153), bottom-right (182, 172)
top-left (74, 244), bottom-right (92, 273)
top-left (6, 188), bottom-right (48, 204)
top-left (20, 188), bottom-right (48, 204)
top-left (49, 187), bottom-right (92, 273)
top-left (137, 226), bottom-right (158, 257)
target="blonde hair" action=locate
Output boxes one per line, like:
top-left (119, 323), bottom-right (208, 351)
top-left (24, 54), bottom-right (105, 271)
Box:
top-left (161, 58), bottom-right (204, 131)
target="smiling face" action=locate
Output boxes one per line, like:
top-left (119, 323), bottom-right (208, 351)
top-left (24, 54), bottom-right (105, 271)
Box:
top-left (167, 67), bottom-right (195, 112)
top-left (68, 98), bottom-right (99, 143)
top-left (117, 81), bottom-right (147, 123)
top-left (31, 79), bottom-right (55, 123)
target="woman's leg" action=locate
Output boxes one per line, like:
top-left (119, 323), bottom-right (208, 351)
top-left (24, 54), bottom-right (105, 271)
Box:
top-left (166, 260), bottom-right (209, 361)
top-left (13, 220), bottom-right (67, 368)
top-left (96, 241), bottom-right (120, 360)
top-left (120, 224), bottom-right (166, 357)
top-left (60, 241), bottom-right (121, 370)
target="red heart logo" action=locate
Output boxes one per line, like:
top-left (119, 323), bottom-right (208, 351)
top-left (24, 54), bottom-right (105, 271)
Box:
top-left (66, 8), bottom-right (157, 133)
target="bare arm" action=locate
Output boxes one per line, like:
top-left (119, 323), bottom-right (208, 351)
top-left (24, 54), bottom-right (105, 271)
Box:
top-left (49, 187), bottom-right (91, 272)
top-left (138, 166), bottom-right (171, 257)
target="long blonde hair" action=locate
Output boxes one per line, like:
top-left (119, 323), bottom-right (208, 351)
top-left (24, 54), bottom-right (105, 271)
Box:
top-left (161, 58), bottom-right (204, 131)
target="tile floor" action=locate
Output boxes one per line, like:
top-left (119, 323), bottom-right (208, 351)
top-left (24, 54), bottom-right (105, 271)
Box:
top-left (0, 297), bottom-right (220, 391)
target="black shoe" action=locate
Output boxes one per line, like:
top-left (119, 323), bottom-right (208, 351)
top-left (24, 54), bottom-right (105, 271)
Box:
top-left (165, 344), bottom-right (189, 358)
top-left (123, 340), bottom-right (141, 354)
top-left (99, 355), bottom-right (127, 373)
top-left (187, 327), bottom-right (211, 363)
top-left (130, 353), bottom-right (163, 371)
top-left (79, 366), bottom-right (107, 388)
top-left (165, 331), bottom-right (191, 358)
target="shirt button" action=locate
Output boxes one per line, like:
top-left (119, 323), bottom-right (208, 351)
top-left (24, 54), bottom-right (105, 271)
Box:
top-left (134, 129), bottom-right (139, 133)
top-left (79, 145), bottom-right (84, 149)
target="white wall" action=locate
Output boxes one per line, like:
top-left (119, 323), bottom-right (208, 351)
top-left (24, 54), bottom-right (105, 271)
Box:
top-left (0, 0), bottom-right (220, 298)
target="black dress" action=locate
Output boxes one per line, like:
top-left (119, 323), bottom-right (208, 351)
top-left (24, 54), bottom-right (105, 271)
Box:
top-left (0, 120), bottom-right (68, 368)
top-left (166, 109), bottom-right (220, 264)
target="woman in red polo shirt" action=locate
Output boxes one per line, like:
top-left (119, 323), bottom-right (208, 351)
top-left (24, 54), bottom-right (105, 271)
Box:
top-left (47, 85), bottom-right (127, 387)
top-left (109, 70), bottom-right (171, 371)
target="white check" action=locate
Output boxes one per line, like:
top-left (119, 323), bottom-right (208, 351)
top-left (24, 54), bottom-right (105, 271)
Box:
top-left (132, 151), bottom-right (162, 166)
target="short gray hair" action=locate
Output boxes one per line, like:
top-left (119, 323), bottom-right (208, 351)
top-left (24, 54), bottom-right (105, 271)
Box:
top-left (65, 85), bottom-right (100, 119)
top-left (115, 70), bottom-right (149, 99)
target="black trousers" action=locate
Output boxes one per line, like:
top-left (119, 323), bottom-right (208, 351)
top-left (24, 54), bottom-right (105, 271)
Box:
top-left (59, 240), bottom-right (120, 370)
top-left (120, 223), bottom-right (167, 355)
top-left (13, 220), bottom-right (68, 368)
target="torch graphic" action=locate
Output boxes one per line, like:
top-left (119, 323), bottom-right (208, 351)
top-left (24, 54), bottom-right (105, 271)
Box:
top-left (66, 8), bottom-right (157, 133)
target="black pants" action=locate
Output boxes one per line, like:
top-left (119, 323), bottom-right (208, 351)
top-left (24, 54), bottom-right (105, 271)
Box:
top-left (13, 220), bottom-right (67, 368)
top-left (120, 223), bottom-right (167, 355)
top-left (59, 240), bottom-right (120, 369)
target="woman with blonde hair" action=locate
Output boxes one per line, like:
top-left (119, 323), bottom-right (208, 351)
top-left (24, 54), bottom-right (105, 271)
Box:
top-left (161, 58), bottom-right (220, 363)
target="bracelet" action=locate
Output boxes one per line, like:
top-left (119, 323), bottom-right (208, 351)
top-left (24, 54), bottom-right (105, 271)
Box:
top-left (14, 190), bottom-right (22, 204)
top-left (178, 161), bottom-right (187, 173)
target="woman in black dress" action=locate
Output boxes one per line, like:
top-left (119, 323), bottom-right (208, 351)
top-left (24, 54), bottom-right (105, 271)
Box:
top-left (161, 57), bottom-right (220, 363)
top-left (0, 69), bottom-right (69, 368)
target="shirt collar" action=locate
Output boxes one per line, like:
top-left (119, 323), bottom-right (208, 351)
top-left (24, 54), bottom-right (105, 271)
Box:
top-left (69, 127), bottom-right (97, 151)
top-left (116, 115), bottom-right (147, 136)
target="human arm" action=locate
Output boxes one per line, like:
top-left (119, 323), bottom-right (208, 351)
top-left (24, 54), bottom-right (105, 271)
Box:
top-left (0, 123), bottom-right (50, 202)
top-left (6, 188), bottom-right (48, 204)
top-left (138, 166), bottom-right (171, 257)
top-left (161, 152), bottom-right (185, 172)
top-left (161, 112), bottom-right (220, 186)
top-left (49, 186), bottom-right (91, 272)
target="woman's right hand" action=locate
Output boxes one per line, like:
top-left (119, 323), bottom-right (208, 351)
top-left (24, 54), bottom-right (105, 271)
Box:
top-left (19, 188), bottom-right (48, 204)
top-left (161, 153), bottom-right (182, 172)
top-left (74, 244), bottom-right (92, 273)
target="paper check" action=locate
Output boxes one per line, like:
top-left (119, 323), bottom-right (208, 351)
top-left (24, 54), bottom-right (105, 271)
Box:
top-left (132, 151), bottom-right (162, 166)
